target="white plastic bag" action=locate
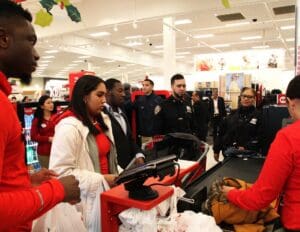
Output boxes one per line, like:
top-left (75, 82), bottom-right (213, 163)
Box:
top-left (32, 203), bottom-right (87, 232)
top-left (118, 207), bottom-right (157, 232)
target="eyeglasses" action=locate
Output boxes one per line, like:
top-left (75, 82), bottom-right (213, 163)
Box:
top-left (241, 95), bottom-right (255, 99)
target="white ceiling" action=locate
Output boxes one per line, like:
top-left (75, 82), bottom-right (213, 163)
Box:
top-left (22, 0), bottom-right (296, 83)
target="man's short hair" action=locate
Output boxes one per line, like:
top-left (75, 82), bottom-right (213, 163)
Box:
top-left (286, 75), bottom-right (300, 100)
top-left (171, 73), bottom-right (184, 85)
top-left (143, 78), bottom-right (154, 86)
top-left (0, 1), bottom-right (32, 22)
top-left (105, 78), bottom-right (121, 91)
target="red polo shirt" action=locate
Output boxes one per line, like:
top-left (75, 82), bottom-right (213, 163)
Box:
top-left (0, 72), bottom-right (65, 231)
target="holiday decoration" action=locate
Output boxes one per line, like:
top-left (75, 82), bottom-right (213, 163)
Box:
top-left (34, 9), bottom-right (53, 27)
top-left (221, 0), bottom-right (230, 8)
top-left (13, 0), bottom-right (81, 27)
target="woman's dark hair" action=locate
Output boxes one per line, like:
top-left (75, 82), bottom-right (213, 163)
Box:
top-left (286, 75), bottom-right (300, 100)
top-left (34, 95), bottom-right (52, 128)
top-left (70, 75), bottom-right (108, 135)
top-left (240, 87), bottom-right (256, 96)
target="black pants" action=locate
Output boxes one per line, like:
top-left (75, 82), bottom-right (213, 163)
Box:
top-left (211, 115), bottom-right (221, 142)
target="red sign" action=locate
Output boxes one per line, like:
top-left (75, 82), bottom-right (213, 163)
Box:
top-left (69, 71), bottom-right (95, 98)
top-left (277, 94), bottom-right (286, 105)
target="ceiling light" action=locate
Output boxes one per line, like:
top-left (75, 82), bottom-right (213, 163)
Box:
top-left (154, 45), bottom-right (163, 49)
top-left (132, 20), bottom-right (138, 29)
top-left (241, 36), bottom-right (262, 40)
top-left (150, 50), bottom-right (163, 54)
top-left (113, 24), bottom-right (118, 32)
top-left (177, 51), bottom-right (191, 55)
top-left (39, 64), bottom-right (49, 67)
top-left (252, 45), bottom-right (270, 49)
top-left (41, 55), bottom-right (55, 59)
top-left (125, 41), bottom-right (143, 47)
top-left (78, 55), bottom-right (90, 59)
top-left (73, 60), bottom-right (84, 63)
top-left (286, 38), bottom-right (295, 42)
top-left (176, 56), bottom-right (185, 59)
top-left (107, 42), bottom-right (111, 46)
top-left (186, 36), bottom-right (190, 42)
top-left (89, 31), bottom-right (111, 37)
top-left (212, 44), bottom-right (230, 48)
top-left (45, 50), bottom-right (59, 54)
top-left (174, 19), bottom-right (192, 25)
top-left (193, 34), bottom-right (214, 39)
top-left (280, 25), bottom-right (295, 30)
top-left (225, 22), bottom-right (250, 27)
top-left (104, 60), bottom-right (116, 63)
top-left (125, 35), bottom-right (143, 40)
top-left (40, 60), bottom-right (52, 63)
top-left (68, 64), bottom-right (79, 66)
top-left (145, 38), bottom-right (150, 43)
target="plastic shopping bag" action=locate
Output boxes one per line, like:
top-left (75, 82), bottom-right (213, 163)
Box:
top-left (32, 203), bottom-right (87, 232)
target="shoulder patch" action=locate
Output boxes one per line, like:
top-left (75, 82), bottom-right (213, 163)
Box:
top-left (154, 105), bottom-right (161, 115)
top-left (186, 105), bottom-right (192, 113)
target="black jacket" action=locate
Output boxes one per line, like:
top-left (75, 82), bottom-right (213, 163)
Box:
top-left (154, 95), bottom-right (194, 135)
top-left (193, 100), bottom-right (210, 140)
top-left (213, 106), bottom-right (262, 153)
top-left (133, 92), bottom-right (162, 136)
top-left (209, 96), bottom-right (226, 118)
top-left (103, 107), bottom-right (142, 169)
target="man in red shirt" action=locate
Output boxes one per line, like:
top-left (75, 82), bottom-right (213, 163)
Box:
top-left (0, 1), bottom-right (80, 231)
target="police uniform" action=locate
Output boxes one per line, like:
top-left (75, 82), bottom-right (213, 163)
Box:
top-left (213, 105), bottom-right (262, 154)
top-left (134, 92), bottom-right (162, 137)
top-left (154, 95), bottom-right (193, 135)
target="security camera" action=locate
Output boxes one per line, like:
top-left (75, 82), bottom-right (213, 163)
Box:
top-left (252, 18), bottom-right (257, 22)
top-left (149, 43), bottom-right (153, 46)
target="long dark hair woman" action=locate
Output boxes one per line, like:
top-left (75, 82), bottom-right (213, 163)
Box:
top-left (49, 75), bottom-right (118, 230)
top-left (30, 95), bottom-right (55, 168)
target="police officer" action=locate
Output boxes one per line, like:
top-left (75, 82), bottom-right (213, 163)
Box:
top-left (134, 78), bottom-right (162, 145)
top-left (213, 87), bottom-right (262, 161)
top-left (154, 74), bottom-right (193, 135)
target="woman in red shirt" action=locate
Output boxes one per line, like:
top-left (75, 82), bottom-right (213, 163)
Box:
top-left (31, 95), bottom-right (55, 168)
top-left (223, 75), bottom-right (300, 231)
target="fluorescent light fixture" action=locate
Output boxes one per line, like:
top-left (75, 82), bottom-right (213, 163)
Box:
top-left (113, 24), bottom-right (118, 32)
top-left (78, 55), bottom-right (90, 59)
top-left (241, 36), bottom-right (262, 40)
top-left (193, 34), bottom-right (214, 39)
top-left (154, 45), bottom-right (163, 49)
top-left (151, 50), bottom-right (163, 54)
top-left (40, 60), bottom-right (52, 63)
top-left (280, 25), bottom-right (295, 30)
top-left (125, 41), bottom-right (143, 47)
top-left (286, 38), bottom-right (295, 42)
top-left (225, 22), bottom-right (250, 27)
top-left (68, 64), bottom-right (79, 66)
top-left (41, 55), bottom-right (55, 59)
top-left (174, 19), bottom-right (192, 25)
top-left (252, 45), bottom-right (270, 49)
top-left (176, 51), bottom-right (191, 55)
top-left (39, 64), bottom-right (49, 67)
top-left (89, 31), bottom-right (111, 37)
top-left (212, 44), bottom-right (230, 48)
top-left (176, 56), bottom-right (185, 59)
top-left (104, 60), bottom-right (116, 63)
top-left (126, 63), bottom-right (135, 66)
top-left (45, 50), bottom-right (59, 54)
top-left (125, 35), bottom-right (143, 40)
top-left (72, 60), bottom-right (84, 63)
